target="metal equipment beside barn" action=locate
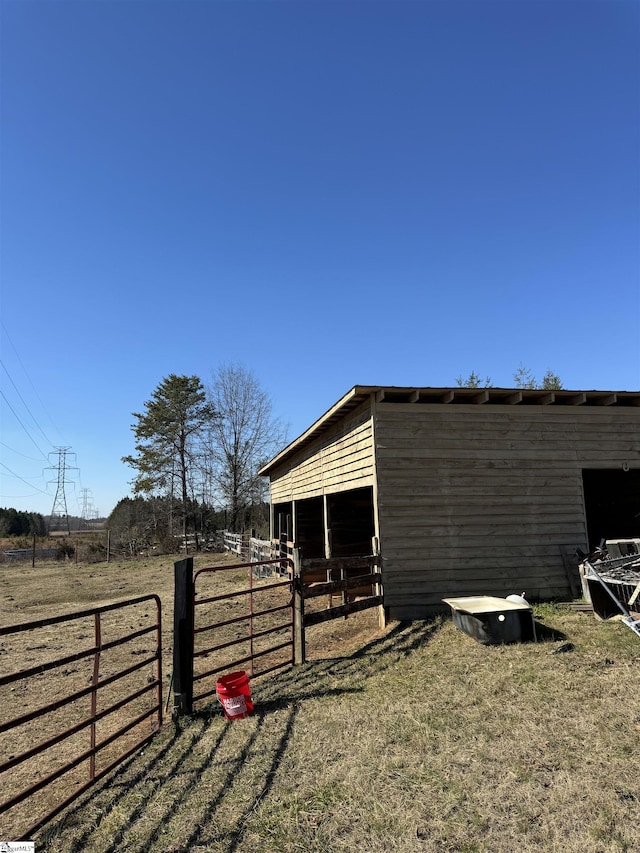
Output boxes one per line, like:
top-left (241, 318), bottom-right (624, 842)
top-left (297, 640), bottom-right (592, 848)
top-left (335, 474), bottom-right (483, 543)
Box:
top-left (579, 539), bottom-right (640, 638)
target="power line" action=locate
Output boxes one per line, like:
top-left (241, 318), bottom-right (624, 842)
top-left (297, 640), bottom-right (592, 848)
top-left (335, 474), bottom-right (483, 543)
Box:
top-left (0, 441), bottom-right (47, 462)
top-left (0, 388), bottom-right (50, 461)
top-left (0, 359), bottom-right (54, 449)
top-left (0, 331), bottom-right (99, 517)
top-left (0, 461), bottom-right (51, 495)
top-left (1, 326), bottom-right (73, 504)
top-left (0, 320), bottom-right (63, 443)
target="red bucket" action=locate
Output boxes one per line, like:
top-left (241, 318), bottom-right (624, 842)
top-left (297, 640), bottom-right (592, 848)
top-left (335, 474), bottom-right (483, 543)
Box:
top-left (216, 670), bottom-right (254, 720)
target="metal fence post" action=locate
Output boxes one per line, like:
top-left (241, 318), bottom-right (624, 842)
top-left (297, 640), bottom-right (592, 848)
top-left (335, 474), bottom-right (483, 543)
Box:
top-left (293, 548), bottom-right (306, 665)
top-left (173, 557), bottom-right (194, 716)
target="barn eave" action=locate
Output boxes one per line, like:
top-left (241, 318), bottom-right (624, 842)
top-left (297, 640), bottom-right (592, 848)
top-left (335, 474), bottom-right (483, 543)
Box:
top-left (258, 385), bottom-right (640, 477)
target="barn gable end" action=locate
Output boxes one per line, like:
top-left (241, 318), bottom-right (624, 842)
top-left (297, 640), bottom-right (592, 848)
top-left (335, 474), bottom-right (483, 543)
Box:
top-left (269, 397), bottom-right (375, 505)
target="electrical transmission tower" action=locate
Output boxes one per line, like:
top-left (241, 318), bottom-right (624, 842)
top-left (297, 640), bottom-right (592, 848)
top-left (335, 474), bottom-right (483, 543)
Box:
top-left (47, 447), bottom-right (78, 534)
top-left (79, 488), bottom-right (92, 519)
top-left (79, 488), bottom-right (99, 524)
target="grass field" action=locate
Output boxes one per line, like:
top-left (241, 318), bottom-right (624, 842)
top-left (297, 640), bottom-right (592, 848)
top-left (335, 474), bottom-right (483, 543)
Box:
top-left (2, 554), bottom-right (640, 851)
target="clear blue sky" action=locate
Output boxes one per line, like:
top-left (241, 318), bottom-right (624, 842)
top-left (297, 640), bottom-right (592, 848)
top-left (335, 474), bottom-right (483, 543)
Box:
top-left (1, 0), bottom-right (638, 519)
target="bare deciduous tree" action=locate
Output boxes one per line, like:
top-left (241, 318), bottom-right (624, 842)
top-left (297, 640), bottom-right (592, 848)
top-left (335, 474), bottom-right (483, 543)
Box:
top-left (205, 364), bottom-right (288, 532)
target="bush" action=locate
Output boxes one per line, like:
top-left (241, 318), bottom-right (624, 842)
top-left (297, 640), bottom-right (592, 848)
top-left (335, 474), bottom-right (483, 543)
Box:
top-left (56, 542), bottom-right (75, 561)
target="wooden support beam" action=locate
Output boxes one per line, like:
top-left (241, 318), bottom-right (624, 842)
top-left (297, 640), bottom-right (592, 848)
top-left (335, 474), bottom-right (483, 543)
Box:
top-left (302, 555), bottom-right (380, 572)
top-left (506, 391), bottom-right (522, 404)
top-left (323, 494), bottom-right (331, 559)
top-left (471, 390), bottom-right (489, 404)
top-left (293, 548), bottom-right (305, 665)
top-left (304, 596), bottom-right (384, 626)
top-left (594, 393), bottom-right (617, 406)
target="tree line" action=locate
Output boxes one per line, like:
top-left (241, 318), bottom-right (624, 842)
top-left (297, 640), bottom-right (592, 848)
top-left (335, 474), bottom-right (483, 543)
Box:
top-left (0, 508), bottom-right (47, 537)
top-left (106, 495), bottom-right (270, 556)
top-left (118, 364), bottom-right (286, 552)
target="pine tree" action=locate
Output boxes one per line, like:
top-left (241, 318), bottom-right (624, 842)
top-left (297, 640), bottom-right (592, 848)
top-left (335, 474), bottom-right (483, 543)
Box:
top-left (122, 375), bottom-right (216, 549)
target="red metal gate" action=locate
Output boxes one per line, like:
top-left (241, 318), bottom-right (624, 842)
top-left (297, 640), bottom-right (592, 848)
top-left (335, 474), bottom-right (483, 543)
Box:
top-left (173, 557), bottom-right (294, 714)
top-left (0, 595), bottom-right (163, 840)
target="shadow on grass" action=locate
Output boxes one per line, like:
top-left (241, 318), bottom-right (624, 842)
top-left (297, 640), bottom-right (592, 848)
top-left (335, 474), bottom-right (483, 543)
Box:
top-left (37, 724), bottom-right (177, 850)
top-left (39, 717), bottom-right (218, 852)
top-left (40, 702), bottom-right (301, 853)
top-left (251, 617), bottom-right (444, 712)
top-left (534, 620), bottom-right (568, 643)
top-left (186, 702), bottom-right (299, 853)
top-left (37, 618), bottom-right (444, 852)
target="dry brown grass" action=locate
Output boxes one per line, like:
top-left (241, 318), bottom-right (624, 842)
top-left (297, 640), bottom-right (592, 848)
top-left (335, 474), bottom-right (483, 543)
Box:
top-left (0, 551), bottom-right (377, 841)
top-left (2, 557), bottom-right (640, 851)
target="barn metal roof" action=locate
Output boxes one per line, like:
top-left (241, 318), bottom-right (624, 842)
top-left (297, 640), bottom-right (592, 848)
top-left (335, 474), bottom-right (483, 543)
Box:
top-left (258, 385), bottom-right (640, 476)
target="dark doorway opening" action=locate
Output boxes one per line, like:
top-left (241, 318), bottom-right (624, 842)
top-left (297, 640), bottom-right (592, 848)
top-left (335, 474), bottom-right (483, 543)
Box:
top-left (295, 496), bottom-right (325, 559)
top-left (582, 469), bottom-right (640, 550)
top-left (327, 486), bottom-right (375, 557)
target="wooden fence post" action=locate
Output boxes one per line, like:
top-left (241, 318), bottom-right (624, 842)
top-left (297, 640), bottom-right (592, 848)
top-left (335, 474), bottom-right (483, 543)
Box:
top-left (293, 548), bottom-right (306, 665)
top-left (173, 557), bottom-right (194, 716)
top-left (372, 536), bottom-right (386, 629)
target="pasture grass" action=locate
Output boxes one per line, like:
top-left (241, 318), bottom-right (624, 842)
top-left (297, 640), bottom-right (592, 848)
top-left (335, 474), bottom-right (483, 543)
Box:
top-left (32, 596), bottom-right (640, 852)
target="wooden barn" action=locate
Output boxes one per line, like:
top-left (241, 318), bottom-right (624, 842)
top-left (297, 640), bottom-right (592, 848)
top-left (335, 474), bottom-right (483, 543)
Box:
top-left (259, 386), bottom-right (640, 619)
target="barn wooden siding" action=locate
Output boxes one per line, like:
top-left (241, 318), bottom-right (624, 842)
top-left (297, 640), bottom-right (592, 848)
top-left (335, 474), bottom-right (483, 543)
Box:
top-left (261, 386), bottom-right (640, 620)
top-left (375, 401), bottom-right (640, 617)
top-left (269, 400), bottom-right (375, 505)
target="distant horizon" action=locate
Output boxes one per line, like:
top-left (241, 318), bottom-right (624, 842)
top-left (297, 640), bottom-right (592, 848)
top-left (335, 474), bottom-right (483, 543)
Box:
top-left (5, 376), bottom-right (640, 519)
